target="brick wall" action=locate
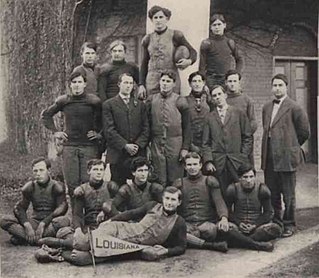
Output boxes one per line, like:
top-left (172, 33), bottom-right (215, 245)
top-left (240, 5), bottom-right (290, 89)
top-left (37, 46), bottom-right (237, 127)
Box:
top-left (228, 23), bottom-right (316, 168)
top-left (73, 1), bottom-right (317, 169)
top-left (73, 0), bottom-right (146, 66)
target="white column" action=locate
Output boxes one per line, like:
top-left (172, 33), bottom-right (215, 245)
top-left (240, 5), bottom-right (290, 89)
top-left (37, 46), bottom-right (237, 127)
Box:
top-left (146, 0), bottom-right (211, 96)
top-left (0, 22), bottom-right (8, 143)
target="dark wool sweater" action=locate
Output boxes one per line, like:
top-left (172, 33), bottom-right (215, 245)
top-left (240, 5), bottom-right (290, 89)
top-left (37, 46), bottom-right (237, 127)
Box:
top-left (98, 60), bottom-right (139, 102)
top-left (41, 93), bottom-right (102, 145)
top-left (199, 35), bottom-right (243, 76)
top-left (14, 179), bottom-right (67, 226)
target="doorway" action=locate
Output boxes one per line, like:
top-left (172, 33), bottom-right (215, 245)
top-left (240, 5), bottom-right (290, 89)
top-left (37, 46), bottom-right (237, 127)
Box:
top-left (274, 59), bottom-right (318, 163)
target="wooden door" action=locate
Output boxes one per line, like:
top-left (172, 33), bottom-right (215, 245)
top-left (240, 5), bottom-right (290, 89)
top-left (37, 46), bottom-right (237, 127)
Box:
top-left (274, 60), bottom-right (316, 162)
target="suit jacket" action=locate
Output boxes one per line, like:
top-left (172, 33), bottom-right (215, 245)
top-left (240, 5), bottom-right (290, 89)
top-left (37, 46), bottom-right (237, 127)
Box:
top-left (261, 97), bottom-right (310, 171)
top-left (202, 106), bottom-right (253, 174)
top-left (102, 95), bottom-right (150, 164)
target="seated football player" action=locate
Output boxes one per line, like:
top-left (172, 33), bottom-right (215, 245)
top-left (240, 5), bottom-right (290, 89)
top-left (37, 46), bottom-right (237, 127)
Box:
top-left (38, 159), bottom-right (118, 249)
top-left (112, 157), bottom-right (163, 213)
top-left (0, 157), bottom-right (69, 246)
top-left (225, 163), bottom-right (282, 251)
top-left (173, 152), bottom-right (229, 252)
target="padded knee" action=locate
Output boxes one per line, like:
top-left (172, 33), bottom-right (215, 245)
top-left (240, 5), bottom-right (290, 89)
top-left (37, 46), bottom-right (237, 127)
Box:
top-left (52, 216), bottom-right (71, 232)
top-left (264, 223), bottom-right (282, 238)
top-left (0, 215), bottom-right (18, 230)
top-left (198, 222), bottom-right (217, 241)
top-left (56, 226), bottom-right (74, 239)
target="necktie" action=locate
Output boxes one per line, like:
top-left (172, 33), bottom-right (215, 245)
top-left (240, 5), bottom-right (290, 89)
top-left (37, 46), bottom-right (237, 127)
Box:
top-left (123, 97), bottom-right (130, 106)
top-left (219, 109), bottom-right (225, 124)
top-left (273, 99), bottom-right (280, 104)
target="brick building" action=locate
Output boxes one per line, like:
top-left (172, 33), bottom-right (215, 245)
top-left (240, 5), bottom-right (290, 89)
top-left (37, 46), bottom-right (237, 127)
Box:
top-left (73, 0), bottom-right (318, 167)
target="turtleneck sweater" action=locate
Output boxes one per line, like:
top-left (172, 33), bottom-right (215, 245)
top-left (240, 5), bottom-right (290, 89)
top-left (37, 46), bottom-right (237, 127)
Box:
top-left (41, 93), bottom-right (102, 145)
top-left (98, 59), bottom-right (139, 102)
top-left (199, 34), bottom-right (243, 76)
top-left (73, 180), bottom-right (112, 230)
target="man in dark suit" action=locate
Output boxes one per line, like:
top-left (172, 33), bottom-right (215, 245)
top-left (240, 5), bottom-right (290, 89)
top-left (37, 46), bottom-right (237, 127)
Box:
top-left (102, 73), bottom-right (149, 186)
top-left (261, 74), bottom-right (310, 237)
top-left (202, 85), bottom-right (253, 196)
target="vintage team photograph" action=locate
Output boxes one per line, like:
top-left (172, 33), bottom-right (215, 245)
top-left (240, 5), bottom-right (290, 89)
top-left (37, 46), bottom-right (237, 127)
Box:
top-left (0, 0), bottom-right (318, 277)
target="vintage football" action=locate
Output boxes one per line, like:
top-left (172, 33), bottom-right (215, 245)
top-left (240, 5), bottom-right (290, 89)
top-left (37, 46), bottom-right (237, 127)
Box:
top-left (174, 45), bottom-right (190, 63)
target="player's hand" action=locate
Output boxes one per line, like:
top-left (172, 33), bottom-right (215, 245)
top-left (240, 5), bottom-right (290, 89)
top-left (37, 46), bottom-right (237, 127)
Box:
top-left (125, 144), bottom-right (139, 156)
top-left (246, 223), bottom-right (256, 233)
top-left (24, 222), bottom-right (36, 244)
top-left (96, 211), bottom-right (105, 224)
top-left (217, 217), bottom-right (229, 232)
top-left (35, 221), bottom-right (46, 241)
top-left (239, 222), bottom-right (249, 234)
top-left (205, 162), bottom-right (216, 174)
top-left (87, 130), bottom-right (102, 141)
top-left (179, 149), bottom-right (188, 162)
top-left (153, 245), bottom-right (168, 256)
top-left (138, 85), bottom-right (147, 100)
top-left (74, 186), bottom-right (84, 197)
top-left (176, 58), bottom-right (191, 70)
top-left (141, 246), bottom-right (166, 261)
top-left (54, 131), bottom-right (68, 142)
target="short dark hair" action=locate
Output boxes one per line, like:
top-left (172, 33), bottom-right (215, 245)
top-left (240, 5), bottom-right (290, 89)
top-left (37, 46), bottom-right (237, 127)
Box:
top-left (87, 159), bottom-right (106, 171)
top-left (118, 73), bottom-right (133, 84)
top-left (211, 84), bottom-right (225, 94)
top-left (69, 71), bottom-right (87, 83)
top-left (109, 40), bottom-right (127, 52)
top-left (184, 152), bottom-right (202, 164)
top-left (271, 74), bottom-right (288, 85)
top-left (163, 186), bottom-right (182, 201)
top-left (237, 163), bottom-right (256, 177)
top-left (225, 69), bottom-right (242, 81)
top-left (160, 70), bottom-right (176, 82)
top-left (80, 42), bottom-right (97, 53)
top-left (148, 5), bottom-right (172, 20)
top-left (32, 157), bottom-right (51, 169)
top-left (210, 14), bottom-right (226, 24)
top-left (188, 71), bottom-right (206, 83)
top-left (130, 157), bottom-right (151, 172)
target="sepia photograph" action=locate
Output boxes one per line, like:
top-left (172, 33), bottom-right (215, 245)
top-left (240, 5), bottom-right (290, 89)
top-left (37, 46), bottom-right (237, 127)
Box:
top-left (0, 0), bottom-right (318, 277)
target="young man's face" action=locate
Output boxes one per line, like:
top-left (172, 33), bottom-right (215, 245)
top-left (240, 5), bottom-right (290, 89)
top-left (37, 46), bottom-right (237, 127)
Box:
top-left (160, 75), bottom-right (175, 94)
top-left (162, 191), bottom-right (181, 212)
top-left (132, 164), bottom-right (149, 184)
top-left (33, 161), bottom-right (50, 184)
top-left (190, 75), bottom-right (205, 93)
top-left (81, 46), bottom-right (97, 66)
top-left (184, 157), bottom-right (202, 177)
top-left (151, 10), bottom-right (169, 32)
top-left (118, 75), bottom-right (134, 96)
top-left (272, 78), bottom-right (287, 99)
top-left (70, 75), bottom-right (86, 96)
top-left (111, 44), bottom-right (126, 62)
top-left (210, 19), bottom-right (226, 36)
top-left (211, 87), bottom-right (227, 107)
top-left (88, 163), bottom-right (105, 183)
top-left (226, 74), bottom-right (241, 93)
top-left (240, 170), bottom-right (256, 190)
